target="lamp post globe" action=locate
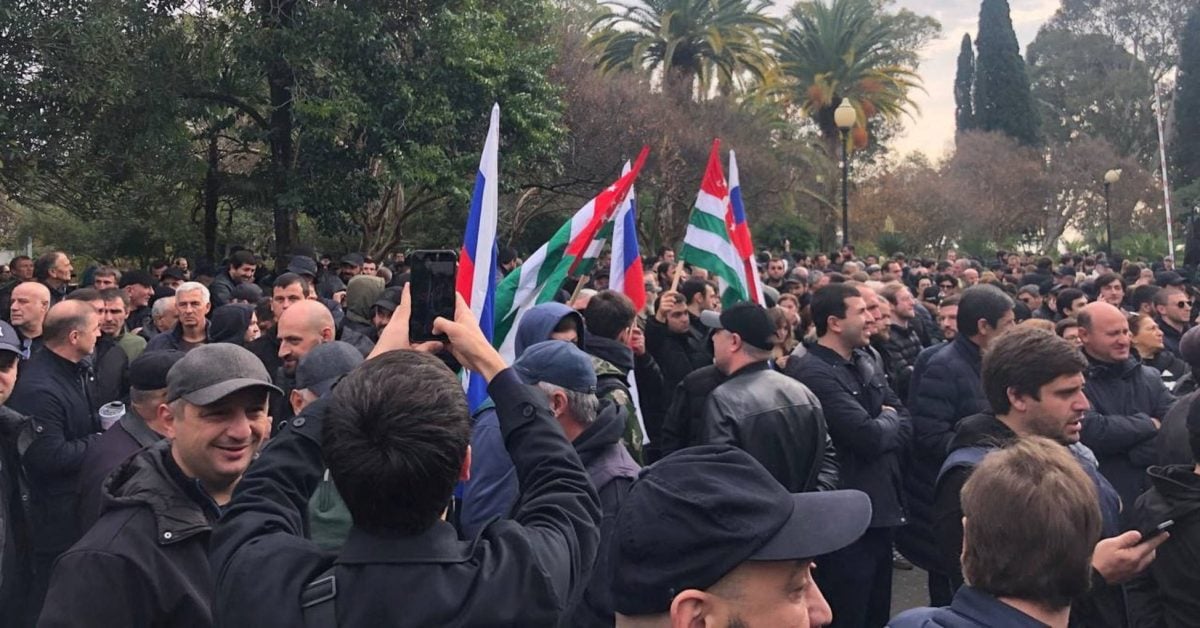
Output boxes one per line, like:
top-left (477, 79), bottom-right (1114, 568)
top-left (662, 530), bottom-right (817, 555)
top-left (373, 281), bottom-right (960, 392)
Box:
top-left (835, 99), bottom-right (856, 247)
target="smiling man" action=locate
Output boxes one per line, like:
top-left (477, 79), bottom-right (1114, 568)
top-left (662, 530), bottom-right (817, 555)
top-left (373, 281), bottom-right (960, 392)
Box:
top-left (38, 343), bottom-right (279, 627)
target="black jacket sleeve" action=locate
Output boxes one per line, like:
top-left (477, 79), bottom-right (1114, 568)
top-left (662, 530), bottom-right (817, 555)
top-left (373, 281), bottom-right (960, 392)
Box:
top-left (789, 361), bottom-right (906, 458)
top-left (932, 465), bottom-right (970, 589)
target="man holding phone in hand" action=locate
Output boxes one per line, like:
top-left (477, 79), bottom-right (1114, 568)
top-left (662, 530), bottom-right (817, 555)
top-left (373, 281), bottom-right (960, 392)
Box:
top-left (210, 284), bottom-right (602, 626)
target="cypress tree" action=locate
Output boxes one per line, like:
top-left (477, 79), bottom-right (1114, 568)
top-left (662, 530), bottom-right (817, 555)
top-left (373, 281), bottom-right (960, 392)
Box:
top-left (974, 0), bottom-right (1040, 146)
top-left (955, 33), bottom-right (976, 133)
top-left (1174, 5), bottom-right (1200, 189)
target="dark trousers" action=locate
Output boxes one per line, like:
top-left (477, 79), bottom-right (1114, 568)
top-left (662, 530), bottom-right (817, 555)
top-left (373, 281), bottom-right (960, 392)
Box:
top-left (816, 526), bottom-right (894, 628)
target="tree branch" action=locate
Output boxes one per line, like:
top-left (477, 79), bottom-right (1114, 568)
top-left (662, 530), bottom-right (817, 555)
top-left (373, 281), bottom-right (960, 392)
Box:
top-left (182, 91), bottom-right (270, 131)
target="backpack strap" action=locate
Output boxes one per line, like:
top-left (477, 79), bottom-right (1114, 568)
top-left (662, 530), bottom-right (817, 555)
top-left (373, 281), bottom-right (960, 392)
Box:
top-left (936, 446), bottom-right (992, 488)
top-left (300, 565), bottom-right (338, 628)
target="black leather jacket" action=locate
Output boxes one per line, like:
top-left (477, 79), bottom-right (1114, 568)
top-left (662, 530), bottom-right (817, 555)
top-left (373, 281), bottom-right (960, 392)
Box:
top-left (701, 362), bottom-right (838, 492)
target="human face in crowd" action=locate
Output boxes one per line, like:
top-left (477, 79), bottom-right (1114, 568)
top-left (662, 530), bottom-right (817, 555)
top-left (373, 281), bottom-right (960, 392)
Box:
top-left (669, 560), bottom-right (832, 628)
top-left (814, 254), bottom-right (828, 269)
top-left (175, 257), bottom-right (189, 272)
top-left (778, 298), bottom-right (801, 327)
top-left (50, 253), bottom-right (73, 284)
top-left (947, 250), bottom-right (958, 262)
top-left (73, 311), bottom-right (102, 357)
top-left (938, 303), bottom-right (959, 340)
top-left (154, 297), bottom-right (178, 332)
top-left (10, 283), bottom-right (49, 330)
top-left (1065, 296), bottom-right (1088, 317)
top-left (706, 285), bottom-right (721, 311)
top-left (11, 258), bottom-right (33, 281)
top-left (837, 296), bottom-right (872, 348)
top-left (1158, 289), bottom-right (1191, 326)
top-left (1099, 281), bottom-right (1124, 307)
top-left (962, 268), bottom-right (979, 286)
top-left (176, 289), bottom-right (211, 330)
top-left (1061, 325), bottom-right (1082, 347)
top-left (245, 313), bottom-right (261, 344)
top-left (1016, 373), bottom-right (1089, 445)
top-left (271, 283), bottom-right (307, 320)
top-left (339, 263), bottom-right (361, 283)
top-left (93, 274), bottom-right (118, 290)
top-left (362, 261), bottom-right (377, 276)
top-left (162, 276), bottom-right (183, 291)
top-left (768, 260), bottom-right (786, 280)
top-left (0, 358), bottom-right (17, 406)
top-left (1136, 268), bottom-right (1154, 287)
top-left (661, 250), bottom-right (676, 264)
top-left (100, 298), bottom-right (128, 337)
top-left (373, 307), bottom-right (393, 332)
top-left (1078, 306), bottom-right (1131, 363)
top-left (232, 263), bottom-right (257, 284)
top-left (165, 389), bottom-right (270, 503)
top-left (277, 317), bottom-right (326, 376)
top-left (892, 287), bottom-right (916, 321)
top-left (980, 309), bottom-right (1016, 341)
top-left (859, 287), bottom-right (883, 336)
top-left (125, 283), bottom-right (154, 309)
top-left (1131, 317), bottom-right (1164, 356)
top-left (938, 278), bottom-right (957, 296)
top-left (667, 298), bottom-right (691, 334)
top-left (712, 329), bottom-right (738, 374)
top-left (1018, 292), bottom-right (1042, 311)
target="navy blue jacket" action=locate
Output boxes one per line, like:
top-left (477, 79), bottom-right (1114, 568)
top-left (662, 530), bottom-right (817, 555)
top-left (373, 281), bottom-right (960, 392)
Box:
top-left (785, 344), bottom-right (911, 527)
top-left (888, 586), bottom-right (1052, 627)
top-left (8, 348), bottom-right (97, 556)
top-left (146, 321), bottom-right (211, 353)
top-left (899, 335), bottom-right (988, 571)
top-left (1081, 354), bottom-right (1174, 507)
top-left (209, 369), bottom-right (601, 627)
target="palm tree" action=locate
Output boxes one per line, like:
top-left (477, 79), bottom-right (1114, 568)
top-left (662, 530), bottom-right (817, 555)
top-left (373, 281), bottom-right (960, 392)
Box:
top-left (772, 0), bottom-right (926, 151)
top-left (589, 0), bottom-right (778, 103)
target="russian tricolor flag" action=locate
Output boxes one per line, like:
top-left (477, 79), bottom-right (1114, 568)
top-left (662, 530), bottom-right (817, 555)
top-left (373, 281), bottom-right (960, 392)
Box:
top-left (610, 161), bottom-right (646, 311)
top-left (456, 103), bottom-right (499, 411)
top-left (727, 150), bottom-right (765, 306)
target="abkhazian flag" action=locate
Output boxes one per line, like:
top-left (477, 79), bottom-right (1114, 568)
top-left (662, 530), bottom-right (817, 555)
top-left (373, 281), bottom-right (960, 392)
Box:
top-left (455, 103), bottom-right (499, 412)
top-left (494, 147), bottom-right (650, 362)
top-left (609, 161), bottom-right (646, 311)
top-left (727, 150), bottom-right (765, 307)
top-left (681, 139), bottom-right (749, 307)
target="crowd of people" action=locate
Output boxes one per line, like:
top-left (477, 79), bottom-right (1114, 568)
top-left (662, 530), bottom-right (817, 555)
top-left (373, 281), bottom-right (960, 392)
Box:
top-left (0, 243), bottom-right (1197, 627)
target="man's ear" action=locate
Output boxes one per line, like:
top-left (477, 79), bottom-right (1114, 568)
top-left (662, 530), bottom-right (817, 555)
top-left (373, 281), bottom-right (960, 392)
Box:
top-left (157, 402), bottom-right (178, 439)
top-left (669, 590), bottom-right (715, 628)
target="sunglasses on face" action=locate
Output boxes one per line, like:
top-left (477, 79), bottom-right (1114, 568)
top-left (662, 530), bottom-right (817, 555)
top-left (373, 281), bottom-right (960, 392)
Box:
top-left (939, 284), bottom-right (954, 289)
top-left (1175, 301), bottom-right (1193, 309)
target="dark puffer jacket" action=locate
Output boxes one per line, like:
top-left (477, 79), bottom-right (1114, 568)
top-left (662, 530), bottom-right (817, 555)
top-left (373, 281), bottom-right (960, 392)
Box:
top-left (0, 406), bottom-right (32, 623)
top-left (1081, 354), bottom-right (1174, 507)
top-left (879, 323), bottom-right (923, 399)
top-left (37, 441), bottom-right (221, 627)
top-left (1127, 465), bottom-right (1200, 628)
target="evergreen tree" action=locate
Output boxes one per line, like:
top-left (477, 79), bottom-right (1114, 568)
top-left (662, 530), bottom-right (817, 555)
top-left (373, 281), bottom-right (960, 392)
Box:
top-left (1174, 5), bottom-right (1200, 190)
top-left (973, 0), bottom-right (1040, 145)
top-left (955, 33), bottom-right (976, 133)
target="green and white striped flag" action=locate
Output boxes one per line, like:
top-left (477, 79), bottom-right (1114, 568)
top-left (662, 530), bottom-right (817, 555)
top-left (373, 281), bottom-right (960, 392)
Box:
top-left (680, 139), bottom-right (749, 306)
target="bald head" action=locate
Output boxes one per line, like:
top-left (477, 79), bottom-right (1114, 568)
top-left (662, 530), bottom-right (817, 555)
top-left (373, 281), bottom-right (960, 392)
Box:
top-left (1076, 302), bottom-right (1130, 364)
top-left (10, 281), bottom-right (51, 334)
top-left (43, 300), bottom-right (101, 360)
top-left (277, 300), bottom-right (336, 376)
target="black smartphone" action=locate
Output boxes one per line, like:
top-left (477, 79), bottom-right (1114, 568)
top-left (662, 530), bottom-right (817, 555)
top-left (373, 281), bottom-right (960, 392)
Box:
top-left (408, 249), bottom-right (458, 342)
top-left (1137, 519), bottom-right (1175, 542)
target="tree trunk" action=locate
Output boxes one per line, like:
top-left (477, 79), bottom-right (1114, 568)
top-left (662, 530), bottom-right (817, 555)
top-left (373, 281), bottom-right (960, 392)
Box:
top-left (263, 0), bottom-right (296, 267)
top-left (203, 132), bottom-right (220, 261)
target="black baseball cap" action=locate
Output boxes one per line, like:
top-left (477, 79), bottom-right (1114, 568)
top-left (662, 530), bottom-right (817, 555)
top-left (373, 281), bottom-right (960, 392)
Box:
top-left (295, 341), bottom-right (363, 398)
top-left (162, 267), bottom-right (186, 281)
top-left (287, 255), bottom-right (318, 278)
top-left (129, 350), bottom-right (186, 391)
top-left (119, 270), bottom-right (157, 289)
top-left (612, 445), bottom-right (871, 615)
top-left (340, 253), bottom-right (364, 267)
top-left (1156, 271), bottom-right (1186, 287)
top-left (699, 302), bottom-right (776, 351)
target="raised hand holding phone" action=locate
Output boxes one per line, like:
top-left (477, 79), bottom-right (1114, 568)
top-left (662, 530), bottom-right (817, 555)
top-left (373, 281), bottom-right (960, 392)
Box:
top-left (432, 293), bottom-right (506, 383)
top-left (369, 283), bottom-right (445, 359)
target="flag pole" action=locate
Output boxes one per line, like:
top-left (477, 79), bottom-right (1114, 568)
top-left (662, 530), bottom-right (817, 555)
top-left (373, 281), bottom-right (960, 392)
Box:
top-left (669, 260), bottom-right (686, 292)
top-left (568, 275), bottom-right (590, 305)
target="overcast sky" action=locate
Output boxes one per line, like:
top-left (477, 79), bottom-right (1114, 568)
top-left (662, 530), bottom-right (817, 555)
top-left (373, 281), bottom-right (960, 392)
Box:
top-left (769, 0), bottom-right (1061, 161)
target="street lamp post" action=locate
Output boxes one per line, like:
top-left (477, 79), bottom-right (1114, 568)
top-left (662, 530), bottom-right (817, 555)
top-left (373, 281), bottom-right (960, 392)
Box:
top-left (1104, 168), bottom-right (1121, 256)
top-left (835, 98), bottom-right (856, 247)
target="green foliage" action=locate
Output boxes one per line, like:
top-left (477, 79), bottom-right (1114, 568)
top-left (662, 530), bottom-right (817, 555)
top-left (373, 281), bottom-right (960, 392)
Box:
top-left (955, 34), bottom-right (976, 133)
top-left (1114, 232), bottom-right (1170, 261)
top-left (1174, 5), bottom-right (1200, 190)
top-left (875, 231), bottom-right (906, 256)
top-left (772, 0), bottom-right (940, 144)
top-left (589, 0), bottom-right (777, 101)
top-left (974, 0), bottom-right (1040, 146)
top-left (1027, 27), bottom-right (1156, 165)
top-left (750, 210), bottom-right (816, 253)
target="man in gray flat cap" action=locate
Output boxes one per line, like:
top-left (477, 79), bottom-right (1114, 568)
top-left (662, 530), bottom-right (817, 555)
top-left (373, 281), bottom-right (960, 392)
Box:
top-left (37, 343), bottom-right (280, 627)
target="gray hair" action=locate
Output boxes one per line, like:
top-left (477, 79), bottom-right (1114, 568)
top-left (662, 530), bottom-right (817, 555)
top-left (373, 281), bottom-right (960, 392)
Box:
top-left (175, 281), bottom-right (210, 304)
top-left (152, 296), bottom-right (176, 318)
top-left (536, 382), bottom-right (599, 425)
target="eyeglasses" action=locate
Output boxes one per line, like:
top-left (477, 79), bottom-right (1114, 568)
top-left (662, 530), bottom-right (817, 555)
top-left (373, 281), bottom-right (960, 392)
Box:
top-left (939, 283), bottom-right (954, 289)
top-left (1175, 301), bottom-right (1193, 309)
